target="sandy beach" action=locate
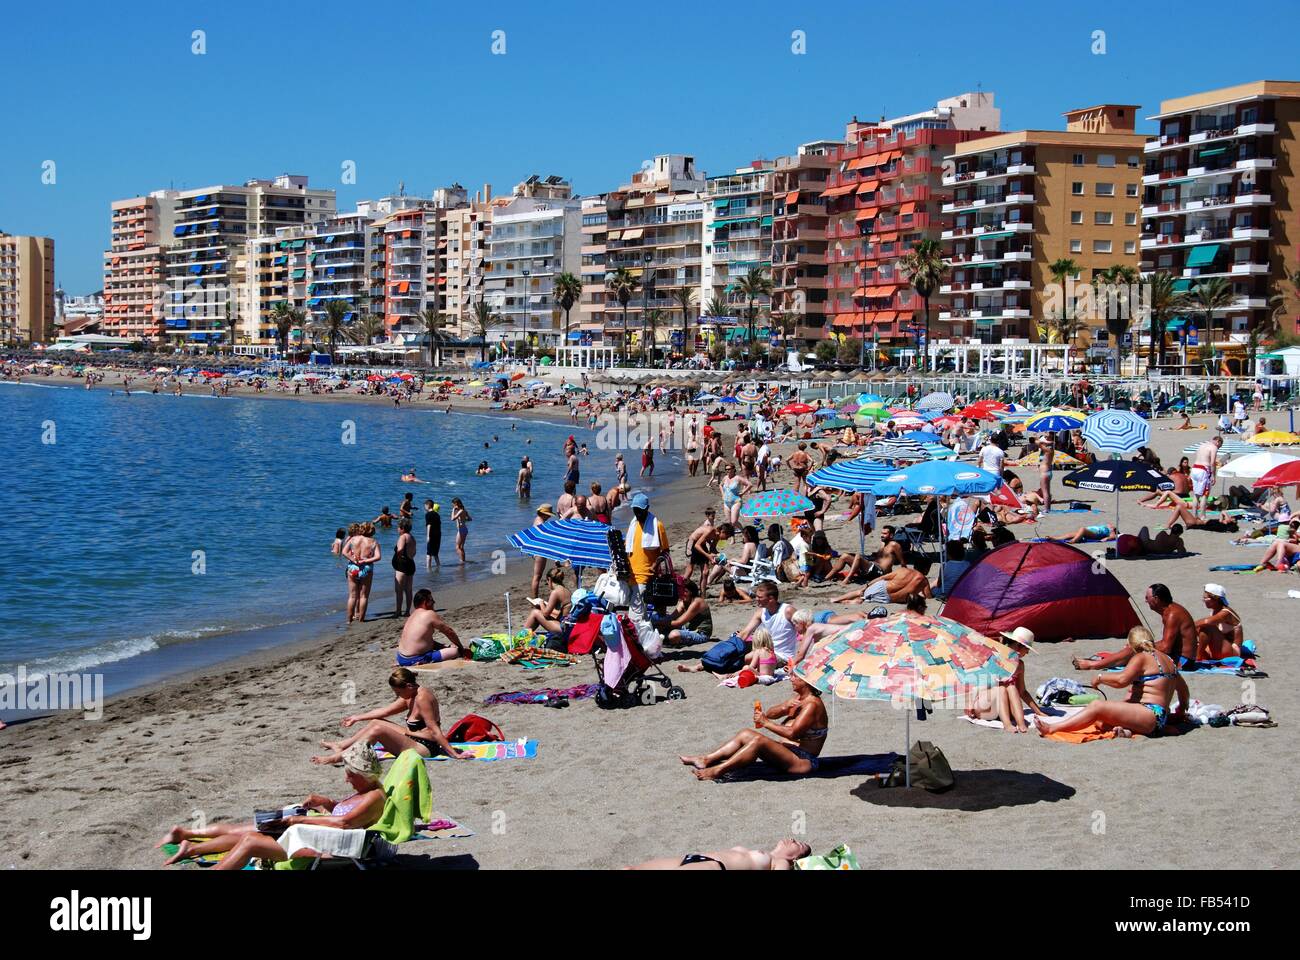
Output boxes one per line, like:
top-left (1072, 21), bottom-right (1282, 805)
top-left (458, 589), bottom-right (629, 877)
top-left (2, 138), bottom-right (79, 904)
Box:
top-left (1, 405), bottom-right (1296, 871)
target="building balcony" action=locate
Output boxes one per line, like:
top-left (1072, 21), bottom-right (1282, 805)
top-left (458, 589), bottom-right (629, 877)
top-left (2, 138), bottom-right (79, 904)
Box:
top-left (941, 164), bottom-right (1034, 187)
top-left (939, 307), bottom-right (1030, 321)
top-left (941, 222), bottom-right (1033, 240)
top-left (1230, 262), bottom-right (1270, 275)
top-left (1144, 122), bottom-right (1277, 154)
top-left (1142, 191), bottom-right (1272, 218)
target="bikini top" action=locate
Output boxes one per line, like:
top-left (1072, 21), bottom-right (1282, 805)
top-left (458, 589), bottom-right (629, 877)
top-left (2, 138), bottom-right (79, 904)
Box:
top-left (1136, 651), bottom-right (1177, 683)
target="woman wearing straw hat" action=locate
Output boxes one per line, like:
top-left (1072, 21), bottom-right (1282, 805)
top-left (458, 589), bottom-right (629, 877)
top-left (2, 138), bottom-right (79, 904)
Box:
top-left (964, 627), bottom-right (1046, 733)
top-left (158, 741), bottom-right (387, 869)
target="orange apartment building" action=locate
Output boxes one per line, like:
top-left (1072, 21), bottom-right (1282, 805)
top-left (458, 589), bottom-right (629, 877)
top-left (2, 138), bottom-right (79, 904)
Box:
top-left (0, 232), bottom-right (55, 344)
top-left (941, 105), bottom-right (1146, 353)
top-left (770, 142), bottom-right (837, 343)
top-left (102, 191), bottom-right (176, 342)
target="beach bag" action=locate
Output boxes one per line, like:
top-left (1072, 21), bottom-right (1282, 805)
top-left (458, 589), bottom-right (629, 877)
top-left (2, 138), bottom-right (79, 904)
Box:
top-left (469, 636), bottom-right (507, 661)
top-left (701, 633), bottom-right (748, 674)
top-left (646, 553), bottom-right (680, 606)
top-left (446, 713), bottom-right (504, 743)
top-left (882, 740), bottom-right (955, 792)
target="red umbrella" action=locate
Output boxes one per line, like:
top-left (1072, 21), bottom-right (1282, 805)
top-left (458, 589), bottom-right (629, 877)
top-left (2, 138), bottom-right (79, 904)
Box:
top-left (777, 403), bottom-right (815, 416)
top-left (366, 374), bottom-right (384, 382)
top-left (989, 482), bottom-right (1023, 509)
top-left (1254, 460), bottom-right (1300, 489)
top-left (959, 406), bottom-right (999, 421)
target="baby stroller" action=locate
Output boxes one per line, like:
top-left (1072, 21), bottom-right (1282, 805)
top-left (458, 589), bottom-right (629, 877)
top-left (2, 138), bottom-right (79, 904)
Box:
top-left (589, 611), bottom-right (686, 708)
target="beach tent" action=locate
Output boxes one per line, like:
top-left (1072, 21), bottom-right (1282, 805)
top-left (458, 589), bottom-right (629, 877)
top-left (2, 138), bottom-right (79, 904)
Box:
top-left (941, 541), bottom-right (1139, 641)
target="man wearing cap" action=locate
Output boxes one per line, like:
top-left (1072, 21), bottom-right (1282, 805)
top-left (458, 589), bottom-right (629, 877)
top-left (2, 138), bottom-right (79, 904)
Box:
top-left (529, 504), bottom-right (555, 597)
top-left (1195, 583), bottom-right (1245, 662)
top-left (626, 492), bottom-right (669, 586)
top-left (963, 627), bottom-right (1046, 733)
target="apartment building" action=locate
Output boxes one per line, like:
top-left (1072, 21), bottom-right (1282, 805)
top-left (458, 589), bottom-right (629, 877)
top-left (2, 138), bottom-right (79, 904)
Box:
top-left (602, 155), bottom-right (706, 354)
top-left (162, 174), bottom-right (335, 347)
top-left (0, 232), bottom-right (55, 344)
top-left (703, 162), bottom-right (775, 341)
top-left (941, 104), bottom-right (1145, 350)
top-left (101, 190), bottom-right (177, 342)
top-left (770, 141), bottom-right (838, 345)
top-left (577, 196), bottom-right (608, 343)
top-left (822, 94), bottom-right (1001, 356)
top-left (1141, 80), bottom-right (1300, 357)
top-left (482, 176), bottom-right (582, 352)
top-left (439, 186), bottom-right (493, 337)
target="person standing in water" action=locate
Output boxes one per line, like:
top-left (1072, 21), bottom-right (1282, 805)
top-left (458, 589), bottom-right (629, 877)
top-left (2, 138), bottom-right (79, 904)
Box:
top-left (451, 498), bottom-right (471, 564)
top-left (391, 518), bottom-right (417, 617)
top-left (423, 500), bottom-right (441, 571)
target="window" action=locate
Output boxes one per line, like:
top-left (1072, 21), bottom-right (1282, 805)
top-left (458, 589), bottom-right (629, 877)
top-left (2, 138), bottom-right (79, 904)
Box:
top-left (1125, 212), bottom-right (1137, 226)
top-left (1073, 153), bottom-right (1085, 166)
top-left (1124, 240), bottom-right (1137, 255)
top-left (1158, 255), bottom-right (1173, 268)
top-left (1098, 154), bottom-right (1116, 167)
top-left (1127, 155), bottom-right (1140, 168)
top-left (1071, 211), bottom-right (1083, 224)
top-left (1127, 183), bottom-right (1139, 197)
top-left (1071, 182), bottom-right (1085, 195)
top-left (1093, 239), bottom-right (1113, 254)
top-left (1095, 211), bottom-right (1114, 225)
top-left (1070, 239), bottom-right (1082, 253)
top-left (1096, 183), bottom-right (1116, 197)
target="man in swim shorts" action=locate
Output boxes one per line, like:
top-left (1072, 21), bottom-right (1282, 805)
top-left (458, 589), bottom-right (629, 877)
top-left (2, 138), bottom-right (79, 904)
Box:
top-left (395, 590), bottom-right (466, 665)
top-left (1190, 435), bottom-right (1222, 519)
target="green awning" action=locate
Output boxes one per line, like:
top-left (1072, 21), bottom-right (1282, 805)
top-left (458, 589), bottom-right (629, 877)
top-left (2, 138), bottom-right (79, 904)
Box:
top-left (291, 269), bottom-right (306, 279)
top-left (760, 216), bottom-right (773, 227)
top-left (1185, 244), bottom-right (1220, 268)
top-left (976, 231), bottom-right (1015, 241)
top-left (1172, 279), bottom-right (1193, 292)
top-left (1167, 316), bottom-right (1187, 329)
top-left (1197, 147), bottom-right (1227, 158)
top-left (714, 217), bottom-right (758, 226)
top-left (290, 240), bottom-right (306, 250)
top-left (974, 318), bottom-right (998, 326)
top-left (1259, 352), bottom-right (1285, 360)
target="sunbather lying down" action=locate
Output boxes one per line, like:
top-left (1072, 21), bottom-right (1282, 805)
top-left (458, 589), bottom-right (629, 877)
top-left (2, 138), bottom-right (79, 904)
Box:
top-left (157, 742), bottom-right (386, 870)
top-left (628, 838), bottom-right (811, 870)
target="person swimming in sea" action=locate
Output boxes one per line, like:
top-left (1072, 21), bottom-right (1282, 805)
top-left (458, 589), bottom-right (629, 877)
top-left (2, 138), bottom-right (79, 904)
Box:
top-left (374, 507), bottom-right (396, 530)
top-left (401, 467), bottom-right (429, 483)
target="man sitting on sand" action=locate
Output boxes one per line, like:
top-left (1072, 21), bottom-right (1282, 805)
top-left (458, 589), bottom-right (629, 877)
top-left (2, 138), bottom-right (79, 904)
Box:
top-left (628, 838), bottom-right (812, 870)
top-left (679, 674), bottom-right (828, 781)
top-left (395, 589), bottom-right (466, 666)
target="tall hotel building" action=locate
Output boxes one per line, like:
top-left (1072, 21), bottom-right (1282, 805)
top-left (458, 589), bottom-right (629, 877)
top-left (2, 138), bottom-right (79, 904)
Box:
top-left (162, 174), bottom-right (334, 346)
top-left (0, 232), bottom-right (55, 344)
top-left (770, 142), bottom-right (839, 344)
top-left (1141, 80), bottom-right (1300, 354)
top-left (703, 162), bottom-right (775, 338)
top-left (482, 176), bottom-right (582, 352)
top-left (822, 94), bottom-right (1000, 353)
top-left (941, 104), bottom-right (1144, 347)
top-left (577, 196), bottom-right (609, 342)
top-left (102, 190), bottom-right (177, 342)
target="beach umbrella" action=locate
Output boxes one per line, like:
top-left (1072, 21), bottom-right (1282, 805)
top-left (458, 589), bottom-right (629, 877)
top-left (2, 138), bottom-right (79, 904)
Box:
top-left (814, 408), bottom-right (838, 418)
top-left (864, 437), bottom-right (931, 462)
top-left (1251, 430), bottom-right (1300, 447)
top-left (1181, 439), bottom-right (1258, 457)
top-left (1081, 410), bottom-right (1150, 454)
top-left (1062, 460), bottom-right (1173, 526)
top-left (838, 401), bottom-right (861, 414)
top-left (508, 518), bottom-right (612, 569)
top-left (821, 417), bottom-right (855, 432)
top-left (795, 612), bottom-right (1021, 786)
top-left (918, 441), bottom-right (957, 461)
top-left (807, 457), bottom-right (894, 493)
top-left (1219, 451), bottom-right (1300, 480)
top-left (1025, 410), bottom-right (1086, 432)
top-left (717, 396), bottom-right (740, 405)
top-left (777, 402), bottom-right (815, 416)
top-left (1011, 448), bottom-right (1085, 469)
top-left (1253, 459), bottom-right (1300, 489)
top-left (988, 482), bottom-right (1024, 510)
top-left (857, 393), bottom-right (884, 405)
top-left (870, 461), bottom-right (1001, 498)
top-left (736, 386), bottom-right (765, 404)
top-left (915, 391), bottom-right (954, 412)
top-left (694, 392), bottom-right (720, 402)
top-left (539, 357), bottom-right (553, 366)
top-left (958, 406), bottom-right (1000, 421)
top-left (741, 489), bottom-right (814, 518)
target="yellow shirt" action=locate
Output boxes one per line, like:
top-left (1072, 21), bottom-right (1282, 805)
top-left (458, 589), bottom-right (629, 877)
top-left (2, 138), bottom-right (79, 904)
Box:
top-left (628, 519), bottom-right (669, 585)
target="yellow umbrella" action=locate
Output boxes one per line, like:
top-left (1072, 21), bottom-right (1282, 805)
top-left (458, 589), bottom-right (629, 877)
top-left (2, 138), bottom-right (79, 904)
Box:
top-left (1251, 431), bottom-right (1300, 446)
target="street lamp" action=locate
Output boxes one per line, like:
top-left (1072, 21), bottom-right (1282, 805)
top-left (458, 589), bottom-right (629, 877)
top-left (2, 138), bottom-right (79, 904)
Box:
top-left (521, 268), bottom-right (530, 358)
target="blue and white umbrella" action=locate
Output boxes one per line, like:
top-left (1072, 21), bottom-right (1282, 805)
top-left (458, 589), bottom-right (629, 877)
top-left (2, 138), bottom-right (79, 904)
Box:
top-left (870, 461), bottom-right (1002, 498)
top-left (508, 518), bottom-right (612, 568)
top-left (916, 391), bottom-right (955, 412)
top-left (1182, 439), bottom-right (1258, 457)
top-left (1025, 410), bottom-right (1086, 432)
top-left (864, 437), bottom-right (931, 462)
top-left (807, 457), bottom-right (895, 493)
top-left (1082, 410), bottom-right (1150, 454)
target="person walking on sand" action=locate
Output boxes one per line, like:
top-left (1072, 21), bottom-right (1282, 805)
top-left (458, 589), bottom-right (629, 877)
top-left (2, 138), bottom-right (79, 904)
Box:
top-left (424, 500), bottom-right (441, 570)
top-left (1191, 435), bottom-right (1222, 520)
top-left (450, 498), bottom-right (471, 564)
top-left (343, 522), bottom-right (381, 623)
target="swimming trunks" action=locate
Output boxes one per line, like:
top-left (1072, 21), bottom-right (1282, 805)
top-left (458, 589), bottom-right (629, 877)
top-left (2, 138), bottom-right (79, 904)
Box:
top-left (861, 580), bottom-right (891, 605)
top-left (813, 610), bottom-right (834, 624)
top-left (395, 648), bottom-right (443, 666)
top-left (1190, 465), bottom-right (1212, 497)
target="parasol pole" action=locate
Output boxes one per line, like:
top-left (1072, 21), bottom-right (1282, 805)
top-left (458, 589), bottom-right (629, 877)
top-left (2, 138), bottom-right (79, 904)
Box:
top-left (504, 591), bottom-right (513, 634)
top-left (904, 703), bottom-right (911, 788)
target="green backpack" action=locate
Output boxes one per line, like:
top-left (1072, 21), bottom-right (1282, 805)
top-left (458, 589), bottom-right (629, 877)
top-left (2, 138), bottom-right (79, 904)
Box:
top-left (883, 740), bottom-right (955, 792)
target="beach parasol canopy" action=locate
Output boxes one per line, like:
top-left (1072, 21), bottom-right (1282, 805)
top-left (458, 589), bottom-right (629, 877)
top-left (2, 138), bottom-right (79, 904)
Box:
top-left (864, 437), bottom-right (932, 462)
top-left (777, 402), bottom-right (815, 416)
top-left (1253, 459), bottom-right (1300, 489)
top-left (741, 489), bottom-right (814, 518)
top-left (1181, 439), bottom-right (1258, 457)
top-left (871, 461), bottom-right (1001, 498)
top-left (1250, 430), bottom-right (1300, 447)
top-left (795, 612), bottom-right (1021, 786)
top-left (915, 391), bottom-right (954, 412)
top-left (735, 386), bottom-right (765, 404)
top-left (1025, 410), bottom-right (1086, 432)
top-left (821, 417), bottom-right (855, 431)
top-left (1062, 461), bottom-right (1172, 493)
top-left (806, 457), bottom-right (894, 493)
top-left (814, 408), bottom-right (838, 418)
top-left (508, 518), bottom-right (612, 568)
top-left (1081, 409), bottom-right (1150, 454)
top-left (1219, 451), bottom-right (1300, 480)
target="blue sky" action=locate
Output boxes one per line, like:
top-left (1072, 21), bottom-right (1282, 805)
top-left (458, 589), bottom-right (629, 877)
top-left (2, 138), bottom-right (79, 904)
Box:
top-left (3, 0), bottom-right (1298, 293)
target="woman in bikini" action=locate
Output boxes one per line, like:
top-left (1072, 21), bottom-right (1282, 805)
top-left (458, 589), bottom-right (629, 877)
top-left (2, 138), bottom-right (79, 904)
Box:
top-left (1194, 585), bottom-right (1245, 661)
top-left (1036, 626), bottom-right (1177, 739)
top-left (720, 464), bottom-right (752, 527)
top-left (628, 838), bottom-right (812, 871)
top-left (391, 518), bottom-right (417, 618)
top-left (312, 668), bottom-right (472, 765)
top-left (679, 675), bottom-right (829, 780)
top-left (522, 566), bottom-right (572, 633)
top-left (343, 521), bottom-right (381, 623)
top-left (451, 498), bottom-right (471, 564)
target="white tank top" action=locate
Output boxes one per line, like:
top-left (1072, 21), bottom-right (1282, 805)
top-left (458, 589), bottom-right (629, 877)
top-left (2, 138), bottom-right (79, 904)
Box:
top-left (761, 603), bottom-right (799, 661)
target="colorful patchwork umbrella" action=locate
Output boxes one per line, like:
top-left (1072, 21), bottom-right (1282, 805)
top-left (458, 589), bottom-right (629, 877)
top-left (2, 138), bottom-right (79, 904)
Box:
top-left (735, 386), bottom-right (765, 404)
top-left (1081, 409), bottom-right (1150, 454)
top-left (741, 489), bottom-right (814, 518)
top-left (795, 612), bottom-right (1021, 785)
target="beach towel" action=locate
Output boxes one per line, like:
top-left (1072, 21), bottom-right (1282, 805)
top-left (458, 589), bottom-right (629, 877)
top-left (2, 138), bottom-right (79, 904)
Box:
top-left (372, 748), bottom-right (432, 843)
top-left (1091, 639), bottom-right (1259, 676)
top-left (716, 752), bottom-right (899, 782)
top-left (796, 843), bottom-right (860, 870)
top-left (373, 739), bottom-right (538, 762)
top-left (960, 705), bottom-right (1081, 730)
top-left (483, 683), bottom-right (600, 706)
top-left (159, 842), bottom-right (245, 868)
top-left (1041, 720), bottom-right (1117, 743)
top-left (414, 818), bottom-right (475, 841)
top-left (1210, 564), bottom-right (1259, 571)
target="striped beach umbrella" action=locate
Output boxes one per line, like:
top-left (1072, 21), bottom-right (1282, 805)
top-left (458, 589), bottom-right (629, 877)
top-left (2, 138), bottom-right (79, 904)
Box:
top-left (1181, 439), bottom-right (1259, 457)
top-left (915, 391), bottom-right (955, 412)
top-left (807, 457), bottom-right (894, 493)
top-left (508, 518), bottom-right (612, 568)
top-left (735, 386), bottom-right (765, 404)
top-left (1081, 409), bottom-right (1150, 454)
top-left (1025, 410), bottom-right (1086, 432)
top-left (741, 489), bottom-right (814, 518)
top-left (864, 437), bottom-right (931, 462)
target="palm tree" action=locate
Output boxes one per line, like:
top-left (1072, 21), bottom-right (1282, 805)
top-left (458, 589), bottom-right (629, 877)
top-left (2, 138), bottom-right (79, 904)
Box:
top-left (736, 267), bottom-right (774, 348)
top-left (348, 311), bottom-right (386, 347)
top-left (1045, 257), bottom-right (1082, 352)
top-left (899, 239), bottom-right (945, 372)
top-left (1191, 276), bottom-right (1236, 373)
top-left (606, 267), bottom-right (640, 360)
top-left (644, 308), bottom-right (668, 365)
top-left (552, 271), bottom-right (582, 349)
top-left (417, 307), bottom-right (452, 367)
top-left (673, 287), bottom-right (696, 359)
top-left (310, 300), bottom-right (350, 363)
top-left (1261, 268), bottom-right (1300, 372)
top-left (466, 298), bottom-right (505, 361)
top-left (271, 302), bottom-right (301, 358)
top-left (1145, 272), bottom-right (1191, 371)
top-left (1097, 264), bottom-right (1138, 375)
